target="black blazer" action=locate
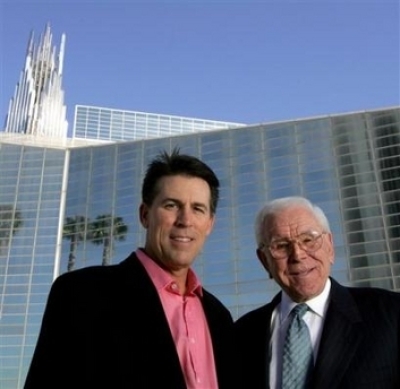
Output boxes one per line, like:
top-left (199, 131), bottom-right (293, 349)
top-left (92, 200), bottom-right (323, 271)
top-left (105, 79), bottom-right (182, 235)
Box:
top-left (234, 278), bottom-right (400, 389)
top-left (24, 252), bottom-right (235, 389)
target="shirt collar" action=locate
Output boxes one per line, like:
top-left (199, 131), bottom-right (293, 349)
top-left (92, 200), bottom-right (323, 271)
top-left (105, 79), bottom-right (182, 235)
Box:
top-left (280, 278), bottom-right (331, 322)
top-left (136, 248), bottom-right (203, 297)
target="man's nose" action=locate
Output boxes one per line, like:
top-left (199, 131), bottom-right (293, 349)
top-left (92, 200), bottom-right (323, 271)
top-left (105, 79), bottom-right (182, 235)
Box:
top-left (176, 208), bottom-right (193, 226)
top-left (289, 241), bottom-right (307, 259)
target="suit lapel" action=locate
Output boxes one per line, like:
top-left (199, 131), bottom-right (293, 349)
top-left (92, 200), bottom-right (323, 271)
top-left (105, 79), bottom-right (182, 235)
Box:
top-left (266, 293), bottom-right (282, 386)
top-left (313, 279), bottom-right (365, 389)
top-left (243, 292), bottom-right (281, 388)
top-left (110, 253), bottom-right (186, 388)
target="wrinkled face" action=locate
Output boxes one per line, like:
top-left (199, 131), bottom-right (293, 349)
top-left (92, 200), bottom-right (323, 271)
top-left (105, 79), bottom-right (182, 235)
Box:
top-left (139, 175), bottom-right (215, 273)
top-left (257, 205), bottom-right (334, 302)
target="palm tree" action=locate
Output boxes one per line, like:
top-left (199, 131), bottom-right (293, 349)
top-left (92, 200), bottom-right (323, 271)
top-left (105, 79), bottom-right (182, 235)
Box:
top-left (0, 205), bottom-right (23, 256)
top-left (63, 215), bottom-right (89, 271)
top-left (90, 214), bottom-right (128, 266)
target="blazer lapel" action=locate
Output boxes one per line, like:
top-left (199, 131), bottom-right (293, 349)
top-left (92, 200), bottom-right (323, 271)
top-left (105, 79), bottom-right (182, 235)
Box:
top-left (238, 292), bottom-right (281, 388)
top-left (313, 279), bottom-right (365, 389)
top-left (110, 253), bottom-right (186, 388)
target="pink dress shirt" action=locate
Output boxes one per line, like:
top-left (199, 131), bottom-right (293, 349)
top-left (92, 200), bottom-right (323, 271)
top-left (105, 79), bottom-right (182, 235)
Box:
top-left (136, 249), bottom-right (219, 389)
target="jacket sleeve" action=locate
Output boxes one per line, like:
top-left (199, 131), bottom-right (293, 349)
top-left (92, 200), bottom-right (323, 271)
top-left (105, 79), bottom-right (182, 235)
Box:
top-left (24, 273), bottom-right (80, 388)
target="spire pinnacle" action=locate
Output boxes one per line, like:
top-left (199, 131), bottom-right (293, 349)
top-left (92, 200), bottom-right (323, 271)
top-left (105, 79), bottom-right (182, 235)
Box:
top-left (4, 24), bottom-right (68, 138)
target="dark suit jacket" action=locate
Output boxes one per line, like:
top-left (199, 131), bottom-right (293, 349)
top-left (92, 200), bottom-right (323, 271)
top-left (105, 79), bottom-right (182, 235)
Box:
top-left (234, 278), bottom-right (400, 389)
top-left (24, 252), bottom-right (235, 389)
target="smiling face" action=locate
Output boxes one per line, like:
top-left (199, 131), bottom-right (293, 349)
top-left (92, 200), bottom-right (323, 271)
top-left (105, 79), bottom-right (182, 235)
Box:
top-left (139, 175), bottom-right (215, 275)
top-left (257, 205), bottom-right (334, 302)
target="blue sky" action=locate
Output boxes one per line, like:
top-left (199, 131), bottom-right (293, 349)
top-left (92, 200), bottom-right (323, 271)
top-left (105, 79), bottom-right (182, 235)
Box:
top-left (1, 0), bottom-right (399, 129)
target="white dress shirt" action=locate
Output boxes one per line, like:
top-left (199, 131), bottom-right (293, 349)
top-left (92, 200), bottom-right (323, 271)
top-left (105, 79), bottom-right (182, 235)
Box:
top-left (269, 279), bottom-right (331, 389)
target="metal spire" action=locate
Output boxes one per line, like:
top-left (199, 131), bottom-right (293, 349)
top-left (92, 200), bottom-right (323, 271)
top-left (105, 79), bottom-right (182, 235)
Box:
top-left (4, 23), bottom-right (68, 138)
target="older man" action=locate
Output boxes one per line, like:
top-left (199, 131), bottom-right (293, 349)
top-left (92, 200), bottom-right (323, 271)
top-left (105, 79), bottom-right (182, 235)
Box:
top-left (235, 196), bottom-right (400, 389)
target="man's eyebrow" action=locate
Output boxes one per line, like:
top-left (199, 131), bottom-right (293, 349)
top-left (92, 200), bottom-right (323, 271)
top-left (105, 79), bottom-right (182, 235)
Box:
top-left (161, 198), bottom-right (208, 209)
top-left (192, 202), bottom-right (209, 209)
top-left (270, 230), bottom-right (320, 240)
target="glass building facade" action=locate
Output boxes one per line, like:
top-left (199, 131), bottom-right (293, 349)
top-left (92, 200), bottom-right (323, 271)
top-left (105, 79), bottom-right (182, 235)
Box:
top-left (74, 105), bottom-right (243, 141)
top-left (0, 106), bottom-right (399, 388)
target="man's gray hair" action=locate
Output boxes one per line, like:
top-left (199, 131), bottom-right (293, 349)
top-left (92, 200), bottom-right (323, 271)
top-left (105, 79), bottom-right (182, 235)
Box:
top-left (254, 196), bottom-right (331, 248)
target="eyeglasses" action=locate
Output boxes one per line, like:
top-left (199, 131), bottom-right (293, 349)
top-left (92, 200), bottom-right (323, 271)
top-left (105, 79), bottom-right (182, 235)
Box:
top-left (263, 231), bottom-right (326, 260)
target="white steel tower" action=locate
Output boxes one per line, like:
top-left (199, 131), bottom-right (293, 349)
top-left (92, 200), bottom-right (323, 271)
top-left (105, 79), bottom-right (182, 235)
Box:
top-left (4, 24), bottom-right (68, 137)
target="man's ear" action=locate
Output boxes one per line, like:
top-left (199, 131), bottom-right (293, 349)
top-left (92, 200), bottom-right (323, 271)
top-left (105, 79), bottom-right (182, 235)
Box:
top-left (139, 203), bottom-right (149, 229)
top-left (257, 248), bottom-right (273, 279)
top-left (326, 232), bottom-right (335, 265)
top-left (205, 214), bottom-right (215, 236)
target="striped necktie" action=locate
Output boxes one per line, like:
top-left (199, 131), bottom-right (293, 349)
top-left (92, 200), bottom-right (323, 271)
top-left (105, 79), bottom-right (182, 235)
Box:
top-left (282, 303), bottom-right (314, 388)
